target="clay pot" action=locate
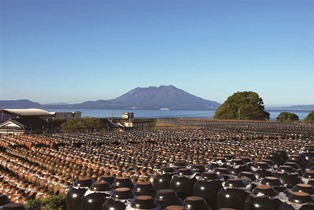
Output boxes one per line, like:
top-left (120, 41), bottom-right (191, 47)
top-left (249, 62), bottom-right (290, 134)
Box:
top-left (133, 181), bottom-right (157, 197)
top-left (113, 187), bottom-right (134, 199)
top-left (182, 196), bottom-right (211, 210)
top-left (153, 167), bottom-right (176, 191)
top-left (66, 178), bottom-right (94, 210)
top-left (302, 170), bottom-right (314, 186)
top-left (170, 173), bottom-right (196, 200)
top-left (290, 183), bottom-right (314, 195)
top-left (102, 198), bottom-right (127, 210)
top-left (190, 164), bottom-right (206, 175)
top-left (228, 159), bottom-right (250, 176)
top-left (111, 177), bottom-right (134, 190)
top-left (279, 192), bottom-right (314, 210)
top-left (287, 154), bottom-right (307, 169)
top-left (244, 185), bottom-right (282, 210)
top-left (130, 195), bottom-right (160, 209)
top-left (217, 178), bottom-right (250, 210)
top-left (213, 167), bottom-right (231, 181)
top-left (164, 205), bottom-right (184, 210)
top-left (260, 176), bottom-right (287, 193)
top-left (154, 189), bottom-right (183, 209)
top-left (274, 166), bottom-right (301, 188)
top-left (81, 193), bottom-right (109, 210)
top-left (193, 172), bottom-right (223, 210)
top-left (98, 175), bottom-right (115, 185)
top-left (265, 153), bottom-right (284, 166)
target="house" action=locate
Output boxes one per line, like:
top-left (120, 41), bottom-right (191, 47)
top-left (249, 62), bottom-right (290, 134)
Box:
top-left (0, 108), bottom-right (53, 135)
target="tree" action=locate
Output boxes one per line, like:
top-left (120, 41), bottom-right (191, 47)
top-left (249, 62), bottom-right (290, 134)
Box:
top-left (213, 91), bottom-right (270, 120)
top-left (304, 111), bottom-right (314, 123)
top-left (276, 112), bottom-right (299, 123)
top-left (61, 118), bottom-right (105, 132)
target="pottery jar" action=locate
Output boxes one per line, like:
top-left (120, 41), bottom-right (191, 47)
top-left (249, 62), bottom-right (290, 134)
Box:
top-left (217, 178), bottom-right (251, 210)
top-left (154, 189), bottom-right (183, 209)
top-left (193, 172), bottom-right (223, 210)
top-left (102, 187), bottom-right (134, 210)
top-left (133, 181), bottom-right (157, 197)
top-left (244, 184), bottom-right (282, 210)
top-left (182, 196), bottom-right (212, 210)
top-left (127, 195), bottom-right (161, 210)
top-left (301, 170), bottom-right (314, 186)
top-left (170, 169), bottom-right (197, 200)
top-left (66, 178), bottom-right (94, 210)
top-left (111, 177), bottom-right (134, 190)
top-left (227, 159), bottom-right (250, 176)
top-left (273, 166), bottom-right (301, 188)
top-left (260, 176), bottom-right (287, 193)
top-left (153, 167), bottom-right (176, 191)
top-left (279, 192), bottom-right (314, 210)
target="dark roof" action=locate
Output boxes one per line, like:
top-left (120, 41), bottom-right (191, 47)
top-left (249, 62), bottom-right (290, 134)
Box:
top-left (13, 117), bottom-right (51, 130)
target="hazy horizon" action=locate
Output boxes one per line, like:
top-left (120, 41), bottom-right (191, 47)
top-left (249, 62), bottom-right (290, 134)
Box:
top-left (1, 83), bottom-right (314, 108)
top-left (1, 0), bottom-right (313, 105)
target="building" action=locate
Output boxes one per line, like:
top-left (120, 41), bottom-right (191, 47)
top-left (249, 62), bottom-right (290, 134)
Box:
top-left (121, 112), bottom-right (134, 120)
top-left (0, 108), bottom-right (53, 135)
top-left (53, 111), bottom-right (82, 119)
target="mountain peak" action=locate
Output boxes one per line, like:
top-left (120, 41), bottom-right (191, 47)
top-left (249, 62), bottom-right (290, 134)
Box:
top-left (108, 85), bottom-right (220, 109)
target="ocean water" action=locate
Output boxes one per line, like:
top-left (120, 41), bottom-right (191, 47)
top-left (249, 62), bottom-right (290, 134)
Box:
top-left (47, 108), bottom-right (312, 120)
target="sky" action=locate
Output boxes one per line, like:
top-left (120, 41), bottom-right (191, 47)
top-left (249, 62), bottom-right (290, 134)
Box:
top-left (0, 0), bottom-right (313, 106)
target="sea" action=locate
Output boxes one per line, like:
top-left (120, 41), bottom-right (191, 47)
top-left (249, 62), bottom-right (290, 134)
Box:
top-left (46, 108), bottom-right (312, 120)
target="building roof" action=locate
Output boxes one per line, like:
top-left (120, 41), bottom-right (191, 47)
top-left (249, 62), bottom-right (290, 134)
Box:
top-left (14, 117), bottom-right (50, 129)
top-left (0, 108), bottom-right (53, 117)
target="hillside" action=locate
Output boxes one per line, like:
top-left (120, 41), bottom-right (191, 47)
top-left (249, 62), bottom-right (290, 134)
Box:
top-left (0, 99), bottom-right (41, 109)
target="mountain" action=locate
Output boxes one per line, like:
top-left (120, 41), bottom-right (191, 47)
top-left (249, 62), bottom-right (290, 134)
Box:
top-left (267, 105), bottom-right (314, 110)
top-left (0, 86), bottom-right (220, 110)
top-left (0, 99), bottom-right (41, 109)
top-left (76, 85), bottom-right (220, 109)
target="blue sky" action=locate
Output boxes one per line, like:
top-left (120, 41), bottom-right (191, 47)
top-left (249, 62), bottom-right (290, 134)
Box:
top-left (0, 0), bottom-right (313, 106)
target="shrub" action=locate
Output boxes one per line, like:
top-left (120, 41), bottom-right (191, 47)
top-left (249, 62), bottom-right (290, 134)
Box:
top-left (304, 111), bottom-right (314, 123)
top-left (24, 194), bottom-right (66, 210)
top-left (276, 112), bottom-right (299, 123)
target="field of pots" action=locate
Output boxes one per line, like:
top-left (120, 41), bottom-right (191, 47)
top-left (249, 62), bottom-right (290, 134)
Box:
top-left (0, 120), bottom-right (314, 209)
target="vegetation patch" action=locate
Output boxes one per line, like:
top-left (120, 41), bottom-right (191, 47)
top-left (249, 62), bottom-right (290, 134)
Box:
top-left (60, 118), bottom-right (105, 132)
top-left (24, 194), bottom-right (66, 210)
top-left (304, 111), bottom-right (314, 123)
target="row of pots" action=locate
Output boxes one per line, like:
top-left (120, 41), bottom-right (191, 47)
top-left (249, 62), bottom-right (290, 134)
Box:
top-left (0, 120), bottom-right (313, 208)
top-left (66, 168), bottom-right (314, 210)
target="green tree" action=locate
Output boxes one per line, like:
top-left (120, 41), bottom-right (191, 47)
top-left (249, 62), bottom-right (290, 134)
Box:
top-left (213, 91), bottom-right (270, 120)
top-left (276, 112), bottom-right (299, 123)
top-left (304, 111), bottom-right (314, 123)
top-left (61, 118), bottom-right (105, 132)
